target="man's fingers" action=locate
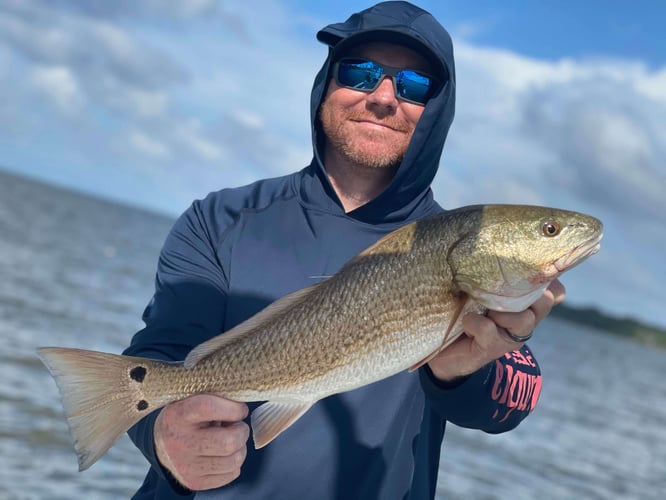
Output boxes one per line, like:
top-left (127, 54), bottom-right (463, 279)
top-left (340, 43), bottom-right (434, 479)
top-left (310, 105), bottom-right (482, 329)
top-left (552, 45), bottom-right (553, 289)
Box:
top-left (480, 279), bottom-right (568, 344)
top-left (194, 421), bottom-right (251, 457)
top-left (189, 446), bottom-right (248, 473)
top-left (548, 278), bottom-right (566, 305)
top-left (463, 312), bottom-right (523, 350)
top-left (487, 308), bottom-right (536, 339)
top-left (429, 313), bottom-right (518, 380)
top-left (461, 313), bottom-right (499, 350)
top-left (172, 429), bottom-right (248, 491)
top-left (528, 280), bottom-right (564, 323)
top-left (154, 395), bottom-right (250, 491)
top-left (429, 282), bottom-right (566, 382)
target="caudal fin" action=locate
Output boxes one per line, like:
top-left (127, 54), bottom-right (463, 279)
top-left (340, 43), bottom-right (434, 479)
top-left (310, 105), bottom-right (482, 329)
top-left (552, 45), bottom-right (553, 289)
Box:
top-left (38, 347), bottom-right (169, 471)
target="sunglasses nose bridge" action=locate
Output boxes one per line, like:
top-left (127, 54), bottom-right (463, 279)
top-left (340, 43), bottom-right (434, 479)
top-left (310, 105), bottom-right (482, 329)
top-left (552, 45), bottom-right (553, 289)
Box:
top-left (367, 75), bottom-right (400, 104)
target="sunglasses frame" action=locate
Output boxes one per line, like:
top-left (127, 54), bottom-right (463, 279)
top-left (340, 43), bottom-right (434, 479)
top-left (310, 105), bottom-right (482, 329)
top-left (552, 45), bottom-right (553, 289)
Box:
top-left (332, 57), bottom-right (442, 106)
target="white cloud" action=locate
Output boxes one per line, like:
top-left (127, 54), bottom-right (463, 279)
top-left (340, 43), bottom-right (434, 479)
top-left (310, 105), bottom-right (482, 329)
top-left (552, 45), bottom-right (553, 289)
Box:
top-left (30, 65), bottom-right (85, 114)
top-left (174, 120), bottom-right (224, 162)
top-left (519, 71), bottom-right (666, 225)
top-left (633, 66), bottom-right (666, 103)
top-left (61, 0), bottom-right (219, 21)
top-left (437, 40), bottom-right (666, 324)
top-left (0, 0), bottom-right (664, 326)
top-left (125, 88), bottom-right (169, 118)
top-left (234, 110), bottom-right (266, 130)
top-left (446, 41), bottom-right (666, 222)
top-left (128, 130), bottom-right (171, 160)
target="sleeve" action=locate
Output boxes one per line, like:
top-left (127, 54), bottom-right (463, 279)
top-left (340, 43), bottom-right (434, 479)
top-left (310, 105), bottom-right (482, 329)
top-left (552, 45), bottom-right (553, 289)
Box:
top-left (419, 344), bottom-right (542, 433)
top-left (122, 196), bottom-right (233, 496)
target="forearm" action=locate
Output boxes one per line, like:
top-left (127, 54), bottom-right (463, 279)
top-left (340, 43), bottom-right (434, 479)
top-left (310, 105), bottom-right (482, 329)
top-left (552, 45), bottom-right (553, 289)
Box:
top-left (421, 345), bottom-right (542, 433)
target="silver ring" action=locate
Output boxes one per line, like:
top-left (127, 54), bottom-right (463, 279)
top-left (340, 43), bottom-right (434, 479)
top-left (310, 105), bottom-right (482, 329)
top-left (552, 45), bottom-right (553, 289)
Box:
top-left (505, 328), bottom-right (533, 343)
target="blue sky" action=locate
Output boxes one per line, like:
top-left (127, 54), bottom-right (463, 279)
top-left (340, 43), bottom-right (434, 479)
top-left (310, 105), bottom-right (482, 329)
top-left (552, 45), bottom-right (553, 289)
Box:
top-left (1, 0), bottom-right (665, 328)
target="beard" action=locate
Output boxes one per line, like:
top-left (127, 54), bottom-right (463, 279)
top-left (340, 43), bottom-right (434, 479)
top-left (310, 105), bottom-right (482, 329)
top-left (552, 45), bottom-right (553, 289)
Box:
top-left (319, 100), bottom-right (414, 170)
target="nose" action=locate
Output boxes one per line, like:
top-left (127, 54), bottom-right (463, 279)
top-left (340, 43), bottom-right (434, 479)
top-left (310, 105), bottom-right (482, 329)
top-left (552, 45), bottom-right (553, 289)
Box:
top-left (366, 76), bottom-right (398, 108)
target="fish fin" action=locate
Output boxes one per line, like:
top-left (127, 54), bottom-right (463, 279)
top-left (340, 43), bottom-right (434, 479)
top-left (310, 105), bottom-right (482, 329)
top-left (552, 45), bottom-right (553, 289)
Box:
top-left (352, 221), bottom-right (418, 258)
top-left (408, 293), bottom-right (470, 372)
top-left (441, 292), bottom-right (470, 345)
top-left (251, 400), bottom-right (313, 449)
top-left (184, 284), bottom-right (321, 368)
top-left (37, 347), bottom-right (172, 471)
top-left (408, 350), bottom-right (441, 373)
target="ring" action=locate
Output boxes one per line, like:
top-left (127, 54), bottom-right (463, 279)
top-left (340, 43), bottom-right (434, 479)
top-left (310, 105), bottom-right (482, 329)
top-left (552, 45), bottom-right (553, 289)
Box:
top-left (505, 328), bottom-right (533, 343)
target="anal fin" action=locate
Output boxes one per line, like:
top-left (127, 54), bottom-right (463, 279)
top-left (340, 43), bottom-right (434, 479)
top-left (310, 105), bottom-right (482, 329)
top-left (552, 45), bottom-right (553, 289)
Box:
top-left (251, 401), bottom-right (313, 449)
top-left (408, 293), bottom-right (470, 372)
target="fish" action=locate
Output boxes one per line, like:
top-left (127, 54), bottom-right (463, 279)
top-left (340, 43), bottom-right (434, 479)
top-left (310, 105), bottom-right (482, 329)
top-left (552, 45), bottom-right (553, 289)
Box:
top-left (38, 204), bottom-right (603, 471)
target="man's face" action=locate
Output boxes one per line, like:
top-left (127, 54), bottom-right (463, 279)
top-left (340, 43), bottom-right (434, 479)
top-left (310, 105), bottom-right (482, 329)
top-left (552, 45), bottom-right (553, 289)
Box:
top-left (319, 41), bottom-right (435, 170)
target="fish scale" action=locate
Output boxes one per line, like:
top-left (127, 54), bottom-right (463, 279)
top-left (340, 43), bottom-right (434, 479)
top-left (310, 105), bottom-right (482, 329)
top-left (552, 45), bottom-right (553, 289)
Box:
top-left (38, 204), bottom-right (603, 471)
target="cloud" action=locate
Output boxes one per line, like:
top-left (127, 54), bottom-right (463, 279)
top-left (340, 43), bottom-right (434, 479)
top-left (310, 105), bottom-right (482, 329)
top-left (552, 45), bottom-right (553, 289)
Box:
top-left (0, 0), bottom-right (316, 183)
top-left (435, 41), bottom-right (666, 324)
top-left (636, 66), bottom-right (666, 103)
top-left (0, 1), bottom-right (186, 90)
top-left (441, 43), bottom-right (666, 226)
top-left (30, 65), bottom-right (85, 115)
top-left (128, 130), bottom-right (171, 161)
top-left (520, 64), bottom-right (666, 225)
top-left (173, 119), bottom-right (224, 163)
top-left (0, 1), bottom-right (663, 325)
top-left (26, 0), bottom-right (219, 22)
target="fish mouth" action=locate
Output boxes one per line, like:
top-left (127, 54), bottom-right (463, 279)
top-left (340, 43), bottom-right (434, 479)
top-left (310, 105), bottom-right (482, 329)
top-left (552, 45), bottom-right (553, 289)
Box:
top-left (554, 232), bottom-right (603, 272)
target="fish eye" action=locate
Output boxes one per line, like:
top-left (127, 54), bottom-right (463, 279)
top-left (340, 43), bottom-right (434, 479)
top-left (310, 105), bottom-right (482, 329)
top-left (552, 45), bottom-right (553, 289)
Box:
top-left (542, 220), bottom-right (561, 237)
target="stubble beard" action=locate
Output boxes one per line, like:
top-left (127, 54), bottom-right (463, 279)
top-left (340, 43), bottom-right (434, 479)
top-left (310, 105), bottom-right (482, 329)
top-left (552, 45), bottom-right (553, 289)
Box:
top-left (319, 101), bottom-right (413, 170)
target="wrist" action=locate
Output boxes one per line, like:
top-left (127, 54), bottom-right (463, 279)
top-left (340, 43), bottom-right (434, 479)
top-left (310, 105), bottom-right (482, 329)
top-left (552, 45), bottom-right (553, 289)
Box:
top-left (154, 410), bottom-right (192, 494)
top-left (424, 364), bottom-right (470, 389)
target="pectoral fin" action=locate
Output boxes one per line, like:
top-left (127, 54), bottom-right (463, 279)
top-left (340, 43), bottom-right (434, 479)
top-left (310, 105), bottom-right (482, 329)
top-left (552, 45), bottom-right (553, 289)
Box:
top-left (251, 401), bottom-right (313, 449)
top-left (408, 293), bottom-right (470, 372)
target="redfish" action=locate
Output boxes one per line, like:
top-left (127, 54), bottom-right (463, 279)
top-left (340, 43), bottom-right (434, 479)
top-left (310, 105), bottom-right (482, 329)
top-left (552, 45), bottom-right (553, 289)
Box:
top-left (39, 204), bottom-right (602, 471)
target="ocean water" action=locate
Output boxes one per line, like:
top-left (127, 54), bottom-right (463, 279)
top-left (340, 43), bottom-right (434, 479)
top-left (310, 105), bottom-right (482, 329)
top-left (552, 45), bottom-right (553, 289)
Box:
top-left (0, 170), bottom-right (664, 499)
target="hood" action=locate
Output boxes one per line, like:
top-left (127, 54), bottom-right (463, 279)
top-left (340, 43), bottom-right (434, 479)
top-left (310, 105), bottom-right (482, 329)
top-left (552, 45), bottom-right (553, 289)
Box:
top-left (307, 1), bottom-right (456, 224)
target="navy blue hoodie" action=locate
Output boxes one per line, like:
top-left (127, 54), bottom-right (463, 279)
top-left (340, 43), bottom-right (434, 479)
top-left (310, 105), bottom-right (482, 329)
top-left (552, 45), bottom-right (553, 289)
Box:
top-left (124, 2), bottom-right (542, 499)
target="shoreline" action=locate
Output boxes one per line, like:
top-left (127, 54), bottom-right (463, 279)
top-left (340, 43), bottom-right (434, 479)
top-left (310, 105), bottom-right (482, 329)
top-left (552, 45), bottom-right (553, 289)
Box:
top-left (551, 303), bottom-right (666, 349)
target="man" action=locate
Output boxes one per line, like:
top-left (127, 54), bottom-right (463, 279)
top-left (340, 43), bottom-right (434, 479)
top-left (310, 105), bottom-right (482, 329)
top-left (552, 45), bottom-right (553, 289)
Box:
top-left (124, 2), bottom-right (563, 499)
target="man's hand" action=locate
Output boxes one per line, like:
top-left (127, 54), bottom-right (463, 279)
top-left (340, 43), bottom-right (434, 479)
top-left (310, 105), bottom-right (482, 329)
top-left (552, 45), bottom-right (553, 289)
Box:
top-left (154, 394), bottom-right (250, 491)
top-left (428, 280), bottom-right (566, 382)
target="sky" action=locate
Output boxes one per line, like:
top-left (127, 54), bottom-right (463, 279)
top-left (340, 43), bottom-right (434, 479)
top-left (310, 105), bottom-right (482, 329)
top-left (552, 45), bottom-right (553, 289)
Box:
top-left (1, 0), bottom-right (664, 328)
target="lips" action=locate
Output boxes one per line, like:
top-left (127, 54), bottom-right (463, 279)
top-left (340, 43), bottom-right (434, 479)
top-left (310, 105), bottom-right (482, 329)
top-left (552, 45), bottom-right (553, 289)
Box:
top-left (355, 119), bottom-right (396, 130)
top-left (352, 118), bottom-right (409, 133)
top-left (554, 232), bottom-right (603, 272)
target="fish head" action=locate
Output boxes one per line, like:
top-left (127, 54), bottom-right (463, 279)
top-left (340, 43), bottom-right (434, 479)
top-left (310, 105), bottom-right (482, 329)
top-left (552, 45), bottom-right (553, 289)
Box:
top-left (448, 205), bottom-right (603, 312)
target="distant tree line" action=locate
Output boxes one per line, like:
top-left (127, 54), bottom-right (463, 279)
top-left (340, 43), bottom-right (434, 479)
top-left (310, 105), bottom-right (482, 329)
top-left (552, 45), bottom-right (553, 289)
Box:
top-left (551, 303), bottom-right (666, 349)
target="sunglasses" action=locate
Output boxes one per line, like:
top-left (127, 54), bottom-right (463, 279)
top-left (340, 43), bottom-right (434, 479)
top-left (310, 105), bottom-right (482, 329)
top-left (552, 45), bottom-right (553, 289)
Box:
top-left (333, 58), bottom-right (441, 105)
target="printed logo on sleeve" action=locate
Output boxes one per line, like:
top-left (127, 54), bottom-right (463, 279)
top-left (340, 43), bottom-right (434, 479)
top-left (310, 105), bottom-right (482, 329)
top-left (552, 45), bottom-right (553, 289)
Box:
top-left (490, 348), bottom-right (542, 422)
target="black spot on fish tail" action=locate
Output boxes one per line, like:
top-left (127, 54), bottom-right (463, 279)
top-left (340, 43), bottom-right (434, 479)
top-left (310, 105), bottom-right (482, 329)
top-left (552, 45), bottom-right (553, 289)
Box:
top-left (129, 366), bottom-right (147, 383)
top-left (137, 400), bottom-right (149, 411)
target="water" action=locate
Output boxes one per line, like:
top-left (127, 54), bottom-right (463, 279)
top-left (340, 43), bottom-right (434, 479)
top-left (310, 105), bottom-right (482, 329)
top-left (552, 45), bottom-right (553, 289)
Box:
top-left (0, 170), bottom-right (664, 499)
top-left (438, 322), bottom-right (666, 499)
top-left (0, 171), bottom-right (171, 499)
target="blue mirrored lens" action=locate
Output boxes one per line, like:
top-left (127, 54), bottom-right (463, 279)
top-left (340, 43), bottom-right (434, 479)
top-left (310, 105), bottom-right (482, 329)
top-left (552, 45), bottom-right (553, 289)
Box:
top-left (335, 59), bottom-right (437, 105)
top-left (395, 70), bottom-right (432, 103)
top-left (337, 60), bottom-right (382, 90)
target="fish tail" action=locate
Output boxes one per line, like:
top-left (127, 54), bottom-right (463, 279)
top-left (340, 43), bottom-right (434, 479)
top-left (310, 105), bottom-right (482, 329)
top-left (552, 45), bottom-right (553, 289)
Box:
top-left (38, 347), bottom-right (174, 471)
